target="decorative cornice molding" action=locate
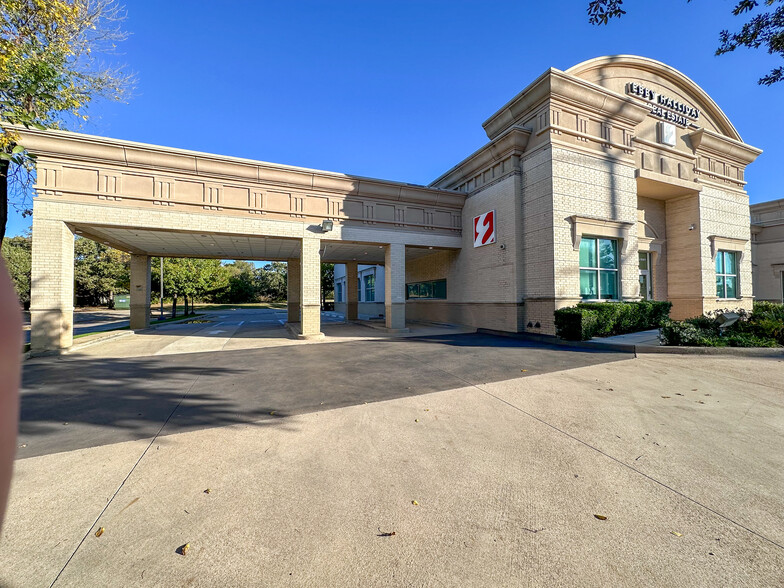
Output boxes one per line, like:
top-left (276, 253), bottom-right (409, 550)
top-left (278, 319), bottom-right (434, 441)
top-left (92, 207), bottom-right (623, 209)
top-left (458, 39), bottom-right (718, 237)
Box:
top-left (709, 235), bottom-right (748, 261)
top-left (12, 126), bottom-right (466, 210)
top-left (569, 215), bottom-right (635, 253)
top-left (689, 128), bottom-right (762, 166)
top-left (430, 125), bottom-right (531, 189)
top-left (482, 68), bottom-right (649, 141)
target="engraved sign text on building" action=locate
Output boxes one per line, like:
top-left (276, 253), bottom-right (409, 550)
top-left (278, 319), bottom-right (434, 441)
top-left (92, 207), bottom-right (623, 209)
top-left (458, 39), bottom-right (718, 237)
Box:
top-left (626, 82), bottom-right (699, 127)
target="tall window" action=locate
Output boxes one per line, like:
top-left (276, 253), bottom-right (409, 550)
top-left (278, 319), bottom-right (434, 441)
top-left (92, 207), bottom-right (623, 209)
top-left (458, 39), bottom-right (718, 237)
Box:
top-left (336, 282), bottom-right (343, 303)
top-left (716, 250), bottom-right (738, 299)
top-left (364, 274), bottom-right (375, 302)
top-left (579, 237), bottom-right (619, 300)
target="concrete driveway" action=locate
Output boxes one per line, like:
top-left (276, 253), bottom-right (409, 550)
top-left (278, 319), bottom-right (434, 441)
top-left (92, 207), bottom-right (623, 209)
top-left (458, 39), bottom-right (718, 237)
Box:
top-left (1, 324), bottom-right (783, 587)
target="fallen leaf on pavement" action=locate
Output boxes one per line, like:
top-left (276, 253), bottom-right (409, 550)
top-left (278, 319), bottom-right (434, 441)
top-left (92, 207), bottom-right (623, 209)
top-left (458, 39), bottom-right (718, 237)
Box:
top-left (594, 514), bottom-right (607, 520)
top-left (661, 396), bottom-right (671, 399)
top-left (204, 489), bottom-right (211, 494)
top-left (415, 419), bottom-right (419, 423)
top-left (521, 369), bottom-right (528, 372)
top-left (412, 500), bottom-right (419, 506)
top-left (671, 531), bottom-right (683, 537)
top-left (177, 543), bottom-right (190, 556)
top-left (377, 529), bottom-right (396, 537)
top-left (95, 527), bottom-right (105, 537)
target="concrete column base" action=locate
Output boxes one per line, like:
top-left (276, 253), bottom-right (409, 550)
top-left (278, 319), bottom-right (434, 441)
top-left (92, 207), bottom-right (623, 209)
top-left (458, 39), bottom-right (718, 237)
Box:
top-left (300, 303), bottom-right (322, 337)
top-left (30, 308), bottom-right (74, 352)
top-left (284, 320), bottom-right (324, 340)
top-left (288, 258), bottom-right (301, 323)
top-left (130, 254), bottom-right (152, 330)
top-left (385, 302), bottom-right (406, 330)
top-left (346, 301), bottom-right (358, 321)
top-left (297, 332), bottom-right (325, 340)
top-left (129, 305), bottom-right (151, 330)
top-left (346, 262), bottom-right (359, 320)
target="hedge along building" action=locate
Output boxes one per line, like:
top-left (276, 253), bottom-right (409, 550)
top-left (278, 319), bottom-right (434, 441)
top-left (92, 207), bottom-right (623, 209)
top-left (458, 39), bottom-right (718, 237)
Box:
top-left (21, 55), bottom-right (761, 352)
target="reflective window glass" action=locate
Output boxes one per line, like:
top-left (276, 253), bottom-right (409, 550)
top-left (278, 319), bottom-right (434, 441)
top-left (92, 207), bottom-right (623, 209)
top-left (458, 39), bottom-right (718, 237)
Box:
top-left (599, 270), bottom-right (618, 300)
top-left (580, 270), bottom-right (598, 300)
top-left (579, 238), bottom-right (596, 268)
top-left (598, 239), bottom-right (617, 269)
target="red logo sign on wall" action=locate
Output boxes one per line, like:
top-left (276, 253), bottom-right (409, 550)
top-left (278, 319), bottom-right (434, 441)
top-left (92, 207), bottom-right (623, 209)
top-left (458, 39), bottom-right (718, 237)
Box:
top-left (473, 210), bottom-right (496, 248)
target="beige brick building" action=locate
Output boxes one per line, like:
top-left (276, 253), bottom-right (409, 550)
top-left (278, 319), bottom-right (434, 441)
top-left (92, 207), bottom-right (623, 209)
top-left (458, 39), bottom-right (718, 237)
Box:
top-left (20, 55), bottom-right (762, 352)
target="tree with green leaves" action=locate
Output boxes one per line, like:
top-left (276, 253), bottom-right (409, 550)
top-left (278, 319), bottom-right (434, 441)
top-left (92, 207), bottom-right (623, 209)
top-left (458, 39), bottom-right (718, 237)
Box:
top-left (0, 0), bottom-right (132, 242)
top-left (73, 236), bottom-right (129, 306)
top-left (0, 232), bottom-right (30, 308)
top-left (153, 258), bottom-right (230, 316)
top-left (588, 0), bottom-right (784, 85)
top-left (217, 260), bottom-right (258, 303)
top-left (321, 263), bottom-right (334, 307)
top-left (256, 262), bottom-right (287, 302)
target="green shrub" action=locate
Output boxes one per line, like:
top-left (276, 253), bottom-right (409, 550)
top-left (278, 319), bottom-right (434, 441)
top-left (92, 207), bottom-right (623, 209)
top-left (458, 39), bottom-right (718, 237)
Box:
top-left (660, 303), bottom-right (783, 347)
top-left (554, 300), bottom-right (672, 341)
top-left (554, 307), bottom-right (599, 341)
top-left (659, 319), bottom-right (711, 346)
top-left (752, 301), bottom-right (784, 323)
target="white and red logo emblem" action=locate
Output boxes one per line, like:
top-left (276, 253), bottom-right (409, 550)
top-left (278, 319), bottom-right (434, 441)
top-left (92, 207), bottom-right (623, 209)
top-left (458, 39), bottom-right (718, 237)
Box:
top-left (473, 210), bottom-right (496, 248)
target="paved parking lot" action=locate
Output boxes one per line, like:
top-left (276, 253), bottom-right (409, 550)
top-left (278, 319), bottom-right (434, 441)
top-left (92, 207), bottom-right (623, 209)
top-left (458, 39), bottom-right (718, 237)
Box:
top-left (2, 313), bottom-right (783, 587)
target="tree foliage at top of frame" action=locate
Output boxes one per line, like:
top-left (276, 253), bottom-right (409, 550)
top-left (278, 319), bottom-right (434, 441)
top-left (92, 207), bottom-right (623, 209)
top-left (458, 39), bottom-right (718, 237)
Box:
top-left (587, 0), bottom-right (784, 85)
top-left (0, 0), bottom-right (133, 242)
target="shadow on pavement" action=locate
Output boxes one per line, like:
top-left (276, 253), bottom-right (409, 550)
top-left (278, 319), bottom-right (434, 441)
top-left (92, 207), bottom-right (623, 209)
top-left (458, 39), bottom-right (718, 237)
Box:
top-left (18, 333), bottom-right (633, 459)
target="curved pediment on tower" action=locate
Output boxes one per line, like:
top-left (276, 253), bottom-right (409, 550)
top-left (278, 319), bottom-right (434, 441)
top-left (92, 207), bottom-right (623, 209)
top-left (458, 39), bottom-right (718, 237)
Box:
top-left (566, 55), bottom-right (740, 142)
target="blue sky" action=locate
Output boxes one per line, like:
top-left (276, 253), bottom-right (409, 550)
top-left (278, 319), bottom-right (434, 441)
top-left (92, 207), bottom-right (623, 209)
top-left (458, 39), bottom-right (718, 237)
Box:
top-left (7, 0), bottom-right (783, 237)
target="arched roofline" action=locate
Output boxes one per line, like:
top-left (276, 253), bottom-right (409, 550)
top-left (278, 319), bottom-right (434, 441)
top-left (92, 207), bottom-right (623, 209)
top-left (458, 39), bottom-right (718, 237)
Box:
top-left (566, 55), bottom-right (742, 142)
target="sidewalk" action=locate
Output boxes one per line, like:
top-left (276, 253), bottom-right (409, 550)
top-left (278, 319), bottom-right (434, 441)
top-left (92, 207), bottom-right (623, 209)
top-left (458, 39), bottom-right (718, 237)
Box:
top-left (3, 351), bottom-right (783, 586)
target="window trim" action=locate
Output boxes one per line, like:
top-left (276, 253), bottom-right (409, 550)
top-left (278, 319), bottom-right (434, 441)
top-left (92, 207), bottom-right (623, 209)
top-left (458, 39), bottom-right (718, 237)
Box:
top-left (579, 236), bottom-right (620, 302)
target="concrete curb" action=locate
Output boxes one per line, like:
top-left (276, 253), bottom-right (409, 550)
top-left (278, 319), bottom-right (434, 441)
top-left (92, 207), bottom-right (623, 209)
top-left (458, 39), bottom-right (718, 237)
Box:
top-left (634, 345), bottom-right (784, 357)
top-left (476, 328), bottom-right (784, 358)
top-left (68, 330), bottom-right (135, 352)
top-left (352, 319), bottom-right (410, 334)
top-left (476, 329), bottom-right (636, 354)
top-left (26, 314), bottom-right (212, 359)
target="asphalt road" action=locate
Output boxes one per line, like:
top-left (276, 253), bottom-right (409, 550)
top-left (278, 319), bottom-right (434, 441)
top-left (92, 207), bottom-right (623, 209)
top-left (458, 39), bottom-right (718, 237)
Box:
top-left (22, 309), bottom-right (133, 344)
top-left (18, 311), bottom-right (630, 459)
top-left (21, 306), bottom-right (346, 344)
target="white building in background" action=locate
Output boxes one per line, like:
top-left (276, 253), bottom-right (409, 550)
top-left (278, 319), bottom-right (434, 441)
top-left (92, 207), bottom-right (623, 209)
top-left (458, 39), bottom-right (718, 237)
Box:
top-left (751, 198), bottom-right (784, 303)
top-left (334, 264), bottom-right (386, 319)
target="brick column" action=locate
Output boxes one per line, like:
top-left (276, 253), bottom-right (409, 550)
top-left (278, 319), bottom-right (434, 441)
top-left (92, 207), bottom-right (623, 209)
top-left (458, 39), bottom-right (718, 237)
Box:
top-left (384, 243), bottom-right (406, 330)
top-left (346, 261), bottom-right (358, 320)
top-left (130, 254), bottom-right (151, 330)
top-left (30, 218), bottom-right (74, 352)
top-left (299, 237), bottom-right (323, 339)
top-left (287, 258), bottom-right (301, 323)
